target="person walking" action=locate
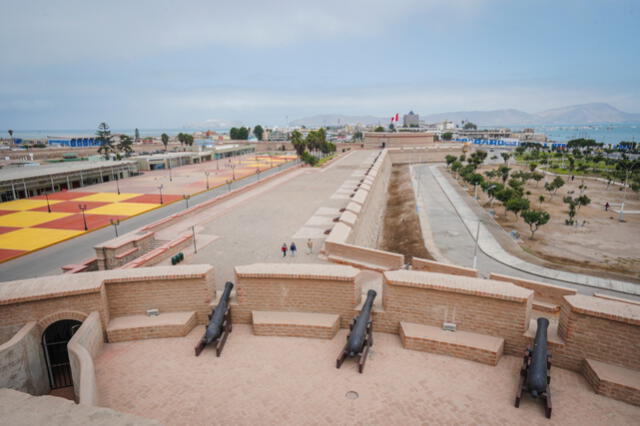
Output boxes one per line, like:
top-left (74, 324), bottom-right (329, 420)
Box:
top-left (306, 238), bottom-right (313, 254)
top-left (281, 243), bottom-right (288, 257)
top-left (290, 242), bottom-right (297, 257)
top-left (605, 201), bottom-right (610, 211)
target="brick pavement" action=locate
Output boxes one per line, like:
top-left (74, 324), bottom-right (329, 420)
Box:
top-left (95, 325), bottom-right (640, 425)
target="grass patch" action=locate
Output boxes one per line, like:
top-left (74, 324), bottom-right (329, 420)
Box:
top-left (314, 154), bottom-right (336, 167)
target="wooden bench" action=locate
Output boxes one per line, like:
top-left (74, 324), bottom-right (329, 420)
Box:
top-left (400, 322), bottom-right (504, 365)
top-left (106, 311), bottom-right (197, 343)
top-left (583, 359), bottom-right (640, 406)
top-left (252, 311), bottom-right (340, 339)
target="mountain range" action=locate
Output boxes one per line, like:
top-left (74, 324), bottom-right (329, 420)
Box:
top-left (289, 103), bottom-right (640, 127)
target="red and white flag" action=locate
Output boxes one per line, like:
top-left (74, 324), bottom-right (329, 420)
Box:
top-left (391, 113), bottom-right (399, 122)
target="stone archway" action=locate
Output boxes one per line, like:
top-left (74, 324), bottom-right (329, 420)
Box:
top-left (38, 311), bottom-right (87, 332)
top-left (42, 319), bottom-right (82, 389)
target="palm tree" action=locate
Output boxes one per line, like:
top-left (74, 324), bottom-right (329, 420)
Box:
top-left (8, 129), bottom-right (13, 143)
top-left (161, 133), bottom-right (169, 152)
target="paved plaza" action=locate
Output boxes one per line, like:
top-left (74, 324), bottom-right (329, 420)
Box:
top-left (95, 325), bottom-right (640, 425)
top-left (0, 154), bottom-right (295, 263)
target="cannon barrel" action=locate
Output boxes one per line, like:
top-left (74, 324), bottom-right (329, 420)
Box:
top-left (526, 317), bottom-right (549, 397)
top-left (346, 290), bottom-right (376, 356)
top-left (204, 281), bottom-right (234, 344)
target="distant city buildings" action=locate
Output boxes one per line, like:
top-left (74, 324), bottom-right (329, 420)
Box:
top-left (403, 111), bottom-right (420, 127)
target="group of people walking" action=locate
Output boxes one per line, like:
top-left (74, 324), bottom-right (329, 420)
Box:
top-left (281, 238), bottom-right (314, 257)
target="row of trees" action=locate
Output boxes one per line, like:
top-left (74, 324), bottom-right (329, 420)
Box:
top-left (445, 151), bottom-right (551, 239)
top-left (229, 125), bottom-right (265, 140)
top-left (291, 128), bottom-right (336, 166)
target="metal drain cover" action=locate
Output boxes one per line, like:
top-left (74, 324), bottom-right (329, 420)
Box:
top-left (345, 391), bottom-right (359, 400)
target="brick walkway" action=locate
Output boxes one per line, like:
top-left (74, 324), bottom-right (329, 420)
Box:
top-left (95, 325), bottom-right (640, 425)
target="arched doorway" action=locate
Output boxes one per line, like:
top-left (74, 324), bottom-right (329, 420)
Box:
top-left (42, 319), bottom-right (81, 389)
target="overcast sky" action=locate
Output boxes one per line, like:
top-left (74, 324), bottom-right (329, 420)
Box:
top-left (1, 0), bottom-right (639, 130)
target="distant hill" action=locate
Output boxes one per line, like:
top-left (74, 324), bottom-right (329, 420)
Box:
top-left (289, 103), bottom-right (640, 127)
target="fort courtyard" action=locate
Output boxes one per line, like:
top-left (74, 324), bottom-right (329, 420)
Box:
top-left (1, 144), bottom-right (639, 425)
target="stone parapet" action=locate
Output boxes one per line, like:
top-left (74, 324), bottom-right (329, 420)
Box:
top-left (412, 257), bottom-right (479, 277)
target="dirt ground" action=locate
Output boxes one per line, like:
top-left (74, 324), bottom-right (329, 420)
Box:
top-left (380, 164), bottom-right (432, 263)
top-left (467, 164), bottom-right (640, 280)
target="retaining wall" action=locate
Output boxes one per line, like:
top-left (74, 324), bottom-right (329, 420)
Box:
top-left (0, 322), bottom-right (49, 396)
top-left (68, 312), bottom-right (103, 405)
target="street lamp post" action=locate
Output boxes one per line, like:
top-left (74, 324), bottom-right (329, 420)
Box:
top-left (110, 218), bottom-right (120, 237)
top-left (472, 220), bottom-right (481, 269)
top-left (44, 192), bottom-right (52, 213)
top-left (158, 184), bottom-right (164, 204)
top-left (115, 172), bottom-right (121, 195)
top-left (184, 194), bottom-right (190, 209)
top-left (205, 171), bottom-right (210, 190)
top-left (79, 204), bottom-right (88, 231)
top-left (231, 164), bottom-right (236, 181)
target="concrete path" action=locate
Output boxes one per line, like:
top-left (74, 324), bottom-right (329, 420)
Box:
top-left (412, 163), bottom-right (640, 299)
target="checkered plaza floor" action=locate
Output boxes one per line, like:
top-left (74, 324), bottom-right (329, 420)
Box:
top-left (0, 154), bottom-right (297, 263)
top-left (0, 191), bottom-right (178, 263)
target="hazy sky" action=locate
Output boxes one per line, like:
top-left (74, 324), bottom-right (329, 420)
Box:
top-left (1, 0), bottom-right (639, 129)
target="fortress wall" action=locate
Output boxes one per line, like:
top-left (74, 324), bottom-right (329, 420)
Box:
top-left (377, 270), bottom-right (533, 355)
top-left (555, 295), bottom-right (640, 371)
top-left (412, 257), bottom-right (479, 277)
top-left (104, 269), bottom-right (215, 324)
top-left (490, 273), bottom-right (577, 305)
top-left (388, 145), bottom-right (464, 164)
top-left (0, 266), bottom-right (215, 331)
top-left (351, 150), bottom-right (392, 249)
top-left (0, 322), bottom-right (49, 396)
top-left (233, 264), bottom-right (362, 328)
top-left (68, 312), bottom-right (103, 405)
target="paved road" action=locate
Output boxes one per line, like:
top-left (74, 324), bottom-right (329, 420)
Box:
top-left (412, 163), bottom-right (640, 300)
top-left (0, 161), bottom-right (299, 282)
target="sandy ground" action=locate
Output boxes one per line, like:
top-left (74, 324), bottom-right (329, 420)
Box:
top-left (380, 165), bottom-right (432, 262)
top-left (465, 164), bottom-right (640, 279)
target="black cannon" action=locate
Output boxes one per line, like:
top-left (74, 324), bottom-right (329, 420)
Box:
top-left (515, 317), bottom-right (552, 418)
top-left (195, 281), bottom-right (233, 357)
top-left (337, 289), bottom-right (376, 373)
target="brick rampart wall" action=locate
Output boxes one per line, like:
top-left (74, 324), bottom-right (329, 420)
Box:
top-left (555, 295), bottom-right (640, 371)
top-left (387, 146), bottom-right (464, 164)
top-left (233, 264), bottom-right (361, 328)
top-left (412, 257), bottom-right (479, 277)
top-left (490, 273), bottom-right (577, 305)
top-left (378, 270), bottom-right (533, 355)
top-left (105, 273), bottom-right (214, 324)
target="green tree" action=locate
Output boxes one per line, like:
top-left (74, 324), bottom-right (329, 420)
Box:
top-left (442, 132), bottom-right (453, 141)
top-left (538, 195), bottom-right (545, 206)
top-left (352, 131), bottom-right (363, 141)
top-left (451, 161), bottom-right (463, 176)
top-left (501, 152), bottom-right (511, 164)
top-left (529, 162), bottom-right (538, 172)
top-left (183, 134), bottom-right (194, 146)
top-left (374, 126), bottom-right (385, 132)
top-left (253, 125), bottom-right (264, 141)
top-left (290, 130), bottom-right (306, 156)
top-left (96, 122), bottom-right (114, 160)
top-left (495, 187), bottom-right (516, 214)
top-left (161, 133), bottom-right (169, 151)
top-left (463, 121), bottom-right (477, 130)
top-left (445, 155), bottom-right (457, 169)
top-left (177, 133), bottom-right (185, 145)
top-left (117, 135), bottom-right (134, 157)
top-left (498, 165), bottom-right (511, 184)
top-left (505, 197), bottom-right (530, 221)
top-left (531, 171), bottom-right (544, 186)
top-left (482, 181), bottom-right (504, 205)
top-left (522, 209), bottom-right (550, 239)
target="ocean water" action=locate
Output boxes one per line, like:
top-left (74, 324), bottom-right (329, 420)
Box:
top-left (507, 123), bottom-right (640, 144)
